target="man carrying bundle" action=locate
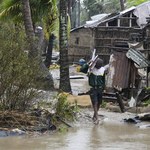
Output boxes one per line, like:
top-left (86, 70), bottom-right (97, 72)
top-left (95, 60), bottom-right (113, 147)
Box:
top-left (79, 57), bottom-right (105, 124)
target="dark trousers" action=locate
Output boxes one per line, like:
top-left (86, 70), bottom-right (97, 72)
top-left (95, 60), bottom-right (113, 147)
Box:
top-left (89, 87), bottom-right (103, 106)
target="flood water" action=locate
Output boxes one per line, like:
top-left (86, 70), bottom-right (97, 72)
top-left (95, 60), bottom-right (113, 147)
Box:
top-left (0, 67), bottom-right (149, 150)
top-left (0, 120), bottom-right (150, 150)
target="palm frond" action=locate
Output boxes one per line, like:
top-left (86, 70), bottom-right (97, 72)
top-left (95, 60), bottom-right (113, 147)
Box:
top-left (0, 0), bottom-right (59, 39)
top-left (0, 0), bottom-right (22, 21)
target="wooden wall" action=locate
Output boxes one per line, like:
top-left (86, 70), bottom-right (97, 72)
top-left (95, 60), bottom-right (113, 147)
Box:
top-left (68, 28), bottom-right (93, 63)
top-left (94, 27), bottom-right (142, 64)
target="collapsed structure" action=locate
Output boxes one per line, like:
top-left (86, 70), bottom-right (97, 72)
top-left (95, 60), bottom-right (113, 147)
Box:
top-left (69, 2), bottom-right (150, 97)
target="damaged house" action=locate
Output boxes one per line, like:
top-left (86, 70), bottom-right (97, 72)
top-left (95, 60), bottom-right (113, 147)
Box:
top-left (69, 2), bottom-right (150, 96)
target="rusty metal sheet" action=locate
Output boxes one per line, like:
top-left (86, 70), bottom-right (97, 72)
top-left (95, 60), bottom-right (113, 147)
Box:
top-left (126, 48), bottom-right (150, 68)
top-left (111, 51), bottom-right (131, 90)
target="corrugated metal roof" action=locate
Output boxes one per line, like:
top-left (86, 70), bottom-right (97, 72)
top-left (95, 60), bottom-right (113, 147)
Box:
top-left (71, 2), bottom-right (149, 32)
top-left (70, 26), bottom-right (84, 32)
top-left (120, 6), bottom-right (136, 15)
top-left (126, 48), bottom-right (150, 68)
top-left (85, 13), bottom-right (109, 28)
top-left (91, 13), bottom-right (108, 21)
top-left (133, 1), bottom-right (150, 28)
top-left (99, 7), bottom-right (136, 26)
top-left (71, 7), bottom-right (135, 31)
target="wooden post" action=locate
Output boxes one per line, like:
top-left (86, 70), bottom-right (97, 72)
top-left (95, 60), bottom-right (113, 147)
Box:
top-left (118, 18), bottom-right (120, 27)
top-left (116, 92), bottom-right (125, 113)
top-left (129, 13), bottom-right (132, 27)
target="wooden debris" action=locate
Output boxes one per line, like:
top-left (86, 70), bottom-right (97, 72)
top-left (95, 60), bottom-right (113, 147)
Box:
top-left (0, 110), bottom-right (58, 133)
top-left (0, 111), bottom-right (39, 130)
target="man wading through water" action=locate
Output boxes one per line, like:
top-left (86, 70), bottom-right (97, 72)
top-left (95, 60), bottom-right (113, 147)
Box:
top-left (79, 58), bottom-right (105, 124)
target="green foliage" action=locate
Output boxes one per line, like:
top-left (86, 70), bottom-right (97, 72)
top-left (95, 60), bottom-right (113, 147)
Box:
top-left (43, 0), bottom-right (58, 39)
top-left (0, 0), bottom-right (59, 43)
top-left (127, 0), bottom-right (149, 7)
top-left (81, 0), bottom-right (121, 24)
top-left (0, 22), bottom-right (39, 111)
top-left (0, 0), bottom-right (58, 24)
top-left (58, 124), bottom-right (68, 133)
top-left (146, 87), bottom-right (150, 91)
top-left (143, 99), bottom-right (150, 106)
top-left (142, 87), bottom-right (150, 106)
top-left (101, 101), bottom-right (107, 108)
top-left (103, 0), bottom-right (120, 13)
top-left (67, 14), bottom-right (71, 39)
top-left (83, 0), bottom-right (103, 19)
top-left (49, 64), bottom-right (60, 70)
top-left (0, 0), bottom-right (22, 22)
top-left (55, 92), bottom-right (78, 121)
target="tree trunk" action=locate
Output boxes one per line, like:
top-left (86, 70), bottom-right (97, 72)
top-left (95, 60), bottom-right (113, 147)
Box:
top-left (59, 0), bottom-right (71, 92)
top-left (21, 0), bottom-right (54, 90)
top-left (21, 0), bottom-right (37, 58)
top-left (120, 0), bottom-right (125, 11)
top-left (44, 34), bottom-right (55, 68)
top-left (68, 0), bottom-right (72, 18)
top-left (77, 0), bottom-right (80, 27)
top-left (70, 0), bottom-right (76, 28)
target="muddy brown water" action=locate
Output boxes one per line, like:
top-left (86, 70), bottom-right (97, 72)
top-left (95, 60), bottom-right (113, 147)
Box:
top-left (0, 118), bottom-right (150, 150)
top-left (0, 67), bottom-right (150, 150)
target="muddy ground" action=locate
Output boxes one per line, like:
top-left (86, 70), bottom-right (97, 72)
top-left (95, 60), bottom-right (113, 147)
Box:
top-left (0, 65), bottom-right (149, 138)
top-left (49, 65), bottom-right (150, 127)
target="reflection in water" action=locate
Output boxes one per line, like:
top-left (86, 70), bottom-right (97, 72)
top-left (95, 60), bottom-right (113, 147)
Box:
top-left (65, 128), bottom-right (90, 150)
top-left (0, 122), bottom-right (150, 150)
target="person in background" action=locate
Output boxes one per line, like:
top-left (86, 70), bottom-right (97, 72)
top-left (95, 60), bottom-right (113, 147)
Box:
top-left (76, 58), bottom-right (87, 72)
top-left (79, 58), bottom-right (105, 124)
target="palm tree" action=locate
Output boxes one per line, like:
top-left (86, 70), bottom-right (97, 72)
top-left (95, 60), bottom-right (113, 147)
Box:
top-left (1, 0), bottom-right (72, 92)
top-left (59, 0), bottom-right (71, 92)
top-left (21, 0), bottom-right (55, 90)
top-left (0, 0), bottom-right (55, 90)
top-left (0, 0), bottom-right (58, 60)
top-left (21, 0), bottom-right (36, 58)
top-left (43, 0), bottom-right (58, 67)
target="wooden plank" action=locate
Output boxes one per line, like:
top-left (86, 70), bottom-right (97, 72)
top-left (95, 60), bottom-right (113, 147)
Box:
top-left (116, 92), bottom-right (125, 113)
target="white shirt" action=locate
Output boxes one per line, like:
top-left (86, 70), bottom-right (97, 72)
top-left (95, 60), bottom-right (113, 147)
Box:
top-left (91, 67), bottom-right (105, 76)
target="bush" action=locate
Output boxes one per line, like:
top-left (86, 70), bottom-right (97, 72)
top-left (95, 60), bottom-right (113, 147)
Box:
top-left (0, 22), bottom-right (39, 111)
top-left (55, 92), bottom-right (78, 121)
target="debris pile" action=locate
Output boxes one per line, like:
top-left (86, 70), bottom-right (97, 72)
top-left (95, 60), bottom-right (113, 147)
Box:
top-left (0, 109), bottom-right (57, 136)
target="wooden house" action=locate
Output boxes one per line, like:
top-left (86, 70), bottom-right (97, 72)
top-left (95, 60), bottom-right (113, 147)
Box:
top-left (68, 2), bottom-right (150, 65)
top-left (69, 2), bottom-right (150, 94)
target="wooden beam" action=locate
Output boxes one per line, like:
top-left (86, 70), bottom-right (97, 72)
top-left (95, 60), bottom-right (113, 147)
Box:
top-left (118, 18), bottom-right (120, 27)
top-left (129, 13), bottom-right (133, 27)
top-left (118, 17), bottom-right (137, 19)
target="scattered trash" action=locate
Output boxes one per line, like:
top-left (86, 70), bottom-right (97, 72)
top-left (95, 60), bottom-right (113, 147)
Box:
top-left (128, 96), bottom-right (136, 107)
top-left (124, 112), bottom-right (150, 127)
top-left (138, 124), bottom-right (150, 129)
top-left (136, 113), bottom-right (150, 121)
top-left (124, 117), bottom-right (141, 124)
